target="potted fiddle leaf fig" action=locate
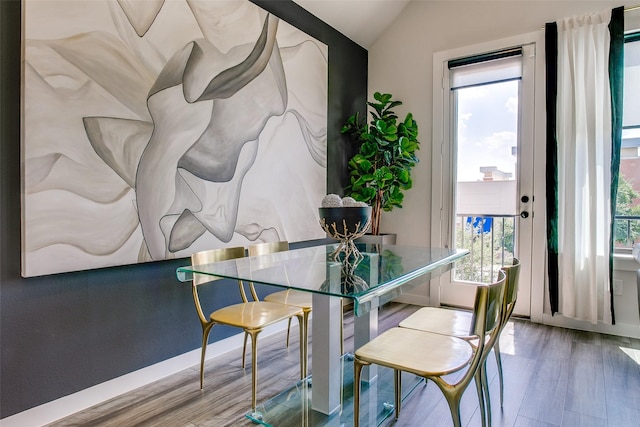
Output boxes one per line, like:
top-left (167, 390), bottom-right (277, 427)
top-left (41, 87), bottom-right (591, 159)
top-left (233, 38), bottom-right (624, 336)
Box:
top-left (341, 92), bottom-right (420, 236)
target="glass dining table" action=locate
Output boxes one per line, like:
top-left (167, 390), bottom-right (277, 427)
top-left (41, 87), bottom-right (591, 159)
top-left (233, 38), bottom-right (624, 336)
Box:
top-left (176, 243), bottom-right (468, 426)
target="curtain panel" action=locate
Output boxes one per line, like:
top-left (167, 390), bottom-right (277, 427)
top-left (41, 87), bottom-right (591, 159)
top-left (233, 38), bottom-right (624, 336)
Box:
top-left (608, 6), bottom-right (625, 326)
top-left (545, 7), bottom-right (624, 324)
top-left (545, 22), bottom-right (559, 316)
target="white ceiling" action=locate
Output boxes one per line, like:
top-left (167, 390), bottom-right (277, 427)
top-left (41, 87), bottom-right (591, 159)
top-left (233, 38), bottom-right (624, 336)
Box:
top-left (292, 0), bottom-right (411, 48)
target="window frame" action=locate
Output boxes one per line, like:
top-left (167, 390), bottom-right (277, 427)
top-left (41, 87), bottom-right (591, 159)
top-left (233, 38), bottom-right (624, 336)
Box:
top-left (430, 31), bottom-right (543, 318)
top-left (614, 31), bottom-right (640, 252)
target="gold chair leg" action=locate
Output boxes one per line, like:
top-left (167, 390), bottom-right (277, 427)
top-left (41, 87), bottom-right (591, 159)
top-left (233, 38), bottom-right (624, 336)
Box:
top-left (199, 322), bottom-right (214, 390)
top-left (436, 381), bottom-right (463, 427)
top-left (474, 370), bottom-right (487, 427)
top-left (494, 340), bottom-right (504, 407)
top-left (286, 317), bottom-right (292, 348)
top-left (249, 330), bottom-right (260, 412)
top-left (482, 362), bottom-right (492, 427)
top-left (242, 331), bottom-right (249, 369)
top-left (394, 369), bottom-right (402, 419)
top-left (450, 400), bottom-right (462, 427)
top-left (353, 359), bottom-right (365, 427)
top-left (445, 392), bottom-right (463, 427)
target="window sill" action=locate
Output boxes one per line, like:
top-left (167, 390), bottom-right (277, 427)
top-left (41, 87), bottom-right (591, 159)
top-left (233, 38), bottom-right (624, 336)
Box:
top-left (613, 253), bottom-right (640, 272)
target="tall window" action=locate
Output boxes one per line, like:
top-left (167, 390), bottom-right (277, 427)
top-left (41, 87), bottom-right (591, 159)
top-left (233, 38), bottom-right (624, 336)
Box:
top-left (615, 33), bottom-right (640, 249)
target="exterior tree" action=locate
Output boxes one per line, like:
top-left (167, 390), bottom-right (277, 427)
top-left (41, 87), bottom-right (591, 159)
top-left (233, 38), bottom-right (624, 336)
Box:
top-left (455, 217), bottom-right (515, 283)
top-left (614, 175), bottom-right (640, 246)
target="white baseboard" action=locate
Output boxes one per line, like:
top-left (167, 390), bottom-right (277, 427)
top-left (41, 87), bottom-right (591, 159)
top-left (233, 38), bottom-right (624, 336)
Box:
top-left (393, 293), bottom-right (429, 306)
top-left (0, 322), bottom-right (288, 427)
top-left (541, 313), bottom-right (640, 340)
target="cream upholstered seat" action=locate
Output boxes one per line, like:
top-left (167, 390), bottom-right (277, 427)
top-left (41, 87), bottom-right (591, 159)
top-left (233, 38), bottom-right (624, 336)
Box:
top-left (190, 247), bottom-right (304, 413)
top-left (353, 270), bottom-right (506, 427)
top-left (399, 258), bottom-right (521, 410)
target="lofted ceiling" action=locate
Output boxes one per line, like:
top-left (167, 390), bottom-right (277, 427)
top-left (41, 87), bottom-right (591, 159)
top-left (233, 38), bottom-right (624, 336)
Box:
top-left (292, 0), bottom-right (411, 48)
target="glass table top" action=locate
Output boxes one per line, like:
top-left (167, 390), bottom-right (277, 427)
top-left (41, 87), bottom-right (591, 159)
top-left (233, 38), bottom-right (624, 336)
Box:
top-left (177, 243), bottom-right (468, 316)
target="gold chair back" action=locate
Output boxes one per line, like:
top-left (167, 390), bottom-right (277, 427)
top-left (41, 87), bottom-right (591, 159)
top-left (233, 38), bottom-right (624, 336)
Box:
top-left (190, 247), bottom-right (246, 326)
top-left (191, 246), bottom-right (246, 286)
top-left (502, 257), bottom-right (521, 321)
top-left (246, 241), bottom-right (290, 301)
top-left (248, 241), bottom-right (289, 256)
top-left (469, 269), bottom-right (507, 338)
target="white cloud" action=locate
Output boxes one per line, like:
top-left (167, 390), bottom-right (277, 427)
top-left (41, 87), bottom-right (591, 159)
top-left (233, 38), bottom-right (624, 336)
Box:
top-left (506, 96), bottom-right (518, 113)
top-left (458, 112), bottom-right (472, 130)
top-left (483, 131), bottom-right (517, 151)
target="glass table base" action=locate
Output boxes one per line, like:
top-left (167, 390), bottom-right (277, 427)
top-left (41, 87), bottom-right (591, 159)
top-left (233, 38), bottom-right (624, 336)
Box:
top-left (245, 355), bottom-right (424, 426)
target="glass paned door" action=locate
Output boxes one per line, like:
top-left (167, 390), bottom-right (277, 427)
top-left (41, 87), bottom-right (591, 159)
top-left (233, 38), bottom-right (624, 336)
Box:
top-left (435, 43), bottom-right (536, 317)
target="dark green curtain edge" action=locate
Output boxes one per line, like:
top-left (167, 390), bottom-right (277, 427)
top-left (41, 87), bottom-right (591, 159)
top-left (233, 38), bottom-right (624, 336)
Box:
top-left (545, 22), bottom-right (559, 315)
top-left (608, 6), bottom-right (624, 325)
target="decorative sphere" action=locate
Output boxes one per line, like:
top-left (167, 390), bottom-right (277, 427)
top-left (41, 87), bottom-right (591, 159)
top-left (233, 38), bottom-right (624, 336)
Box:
top-left (342, 196), bottom-right (357, 207)
top-left (321, 194), bottom-right (343, 208)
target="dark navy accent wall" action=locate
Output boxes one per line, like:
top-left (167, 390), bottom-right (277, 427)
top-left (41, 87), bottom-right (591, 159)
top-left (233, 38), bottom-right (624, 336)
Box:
top-left (0, 0), bottom-right (367, 418)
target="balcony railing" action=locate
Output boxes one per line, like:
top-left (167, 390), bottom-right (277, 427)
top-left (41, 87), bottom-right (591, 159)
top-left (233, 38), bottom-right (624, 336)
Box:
top-left (455, 214), bottom-right (516, 283)
top-left (454, 215), bottom-right (638, 278)
top-left (614, 214), bottom-right (640, 250)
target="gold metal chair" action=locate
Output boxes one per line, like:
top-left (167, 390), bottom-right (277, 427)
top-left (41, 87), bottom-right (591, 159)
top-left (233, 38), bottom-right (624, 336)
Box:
top-left (399, 258), bottom-right (521, 409)
top-left (190, 247), bottom-right (305, 413)
top-left (353, 270), bottom-right (506, 427)
top-left (245, 241), bottom-right (312, 378)
top-left (246, 241), bottom-right (349, 377)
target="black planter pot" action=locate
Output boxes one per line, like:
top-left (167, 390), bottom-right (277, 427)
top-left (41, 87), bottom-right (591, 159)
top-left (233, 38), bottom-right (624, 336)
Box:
top-left (318, 206), bottom-right (372, 236)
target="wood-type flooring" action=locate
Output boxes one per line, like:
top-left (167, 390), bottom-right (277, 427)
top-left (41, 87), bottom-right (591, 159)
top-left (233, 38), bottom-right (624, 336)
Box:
top-left (48, 303), bottom-right (640, 427)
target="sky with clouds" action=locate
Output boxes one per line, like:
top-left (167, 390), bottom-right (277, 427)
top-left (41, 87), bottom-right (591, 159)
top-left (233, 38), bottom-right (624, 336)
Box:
top-left (456, 80), bottom-right (519, 182)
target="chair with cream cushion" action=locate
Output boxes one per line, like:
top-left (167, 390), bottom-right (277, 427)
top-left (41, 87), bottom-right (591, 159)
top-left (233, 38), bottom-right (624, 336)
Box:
top-left (399, 258), bottom-right (521, 409)
top-left (190, 247), bottom-right (305, 413)
top-left (353, 269), bottom-right (506, 427)
top-left (247, 241), bottom-right (352, 376)
top-left (247, 241), bottom-right (313, 378)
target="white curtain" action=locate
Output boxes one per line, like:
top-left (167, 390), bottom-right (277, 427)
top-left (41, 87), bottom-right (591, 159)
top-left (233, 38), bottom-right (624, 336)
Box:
top-left (556, 10), bottom-right (612, 324)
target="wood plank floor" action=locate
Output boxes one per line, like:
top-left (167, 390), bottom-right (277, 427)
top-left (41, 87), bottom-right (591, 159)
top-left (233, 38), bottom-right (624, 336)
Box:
top-left (48, 303), bottom-right (640, 427)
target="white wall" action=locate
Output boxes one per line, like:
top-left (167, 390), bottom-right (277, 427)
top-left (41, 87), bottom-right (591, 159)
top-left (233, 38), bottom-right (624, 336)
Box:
top-left (370, 1), bottom-right (640, 335)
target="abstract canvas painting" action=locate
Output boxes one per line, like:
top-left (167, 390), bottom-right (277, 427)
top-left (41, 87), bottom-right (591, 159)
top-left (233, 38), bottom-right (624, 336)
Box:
top-left (21, 0), bottom-right (328, 277)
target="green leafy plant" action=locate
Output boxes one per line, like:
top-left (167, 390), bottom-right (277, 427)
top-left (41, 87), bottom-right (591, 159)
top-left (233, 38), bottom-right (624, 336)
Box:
top-left (341, 92), bottom-right (420, 235)
top-left (614, 175), bottom-right (640, 246)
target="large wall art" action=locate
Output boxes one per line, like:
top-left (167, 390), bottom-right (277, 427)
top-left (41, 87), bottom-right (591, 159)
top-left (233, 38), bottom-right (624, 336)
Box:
top-left (21, 0), bottom-right (328, 277)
